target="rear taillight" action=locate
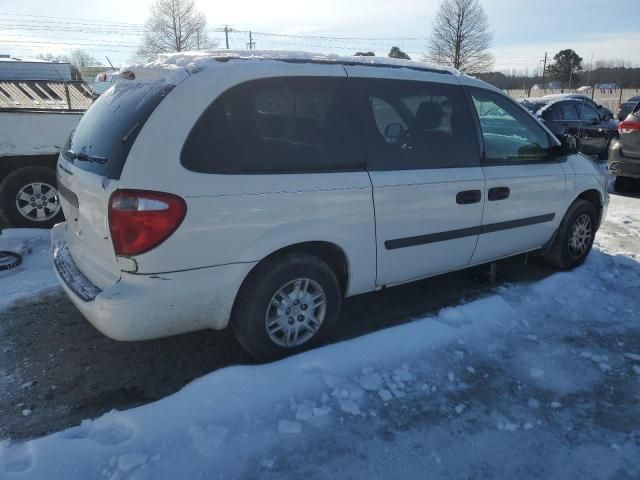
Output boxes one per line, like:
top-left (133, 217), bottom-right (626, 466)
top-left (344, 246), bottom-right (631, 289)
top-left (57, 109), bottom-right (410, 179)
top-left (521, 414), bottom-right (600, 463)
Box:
top-left (108, 190), bottom-right (186, 256)
top-left (619, 118), bottom-right (640, 135)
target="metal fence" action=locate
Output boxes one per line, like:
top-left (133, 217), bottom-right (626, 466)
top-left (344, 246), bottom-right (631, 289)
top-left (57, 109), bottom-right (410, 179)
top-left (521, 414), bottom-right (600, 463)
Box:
top-left (0, 80), bottom-right (93, 111)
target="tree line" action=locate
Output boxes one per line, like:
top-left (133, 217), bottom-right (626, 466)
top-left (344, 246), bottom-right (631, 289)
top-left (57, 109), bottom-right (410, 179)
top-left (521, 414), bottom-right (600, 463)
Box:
top-left (478, 49), bottom-right (640, 92)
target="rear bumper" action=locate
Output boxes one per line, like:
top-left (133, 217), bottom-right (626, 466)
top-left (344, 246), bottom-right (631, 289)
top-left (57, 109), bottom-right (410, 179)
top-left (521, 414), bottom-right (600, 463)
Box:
top-left (609, 141), bottom-right (640, 179)
top-left (51, 222), bottom-right (254, 341)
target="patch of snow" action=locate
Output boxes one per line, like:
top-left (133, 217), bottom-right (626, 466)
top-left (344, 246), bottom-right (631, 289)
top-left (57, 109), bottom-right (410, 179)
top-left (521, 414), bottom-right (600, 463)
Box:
top-left (0, 229), bottom-right (59, 312)
top-left (278, 419), bottom-right (302, 435)
top-left (118, 453), bottom-right (147, 472)
top-left (358, 372), bottom-right (383, 391)
top-left (338, 399), bottom-right (361, 416)
top-left (295, 403), bottom-right (314, 422)
top-left (378, 389), bottom-right (393, 402)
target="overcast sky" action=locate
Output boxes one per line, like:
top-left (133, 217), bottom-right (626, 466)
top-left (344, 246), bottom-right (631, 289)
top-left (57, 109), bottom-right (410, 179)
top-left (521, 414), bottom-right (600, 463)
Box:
top-left (1, 0), bottom-right (639, 72)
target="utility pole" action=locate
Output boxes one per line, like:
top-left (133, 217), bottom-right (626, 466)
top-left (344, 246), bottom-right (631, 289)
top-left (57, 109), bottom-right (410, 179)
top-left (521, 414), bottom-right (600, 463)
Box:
top-left (540, 52), bottom-right (548, 92)
top-left (246, 31), bottom-right (256, 50)
top-left (224, 25), bottom-right (231, 49)
top-left (568, 57), bottom-right (575, 91)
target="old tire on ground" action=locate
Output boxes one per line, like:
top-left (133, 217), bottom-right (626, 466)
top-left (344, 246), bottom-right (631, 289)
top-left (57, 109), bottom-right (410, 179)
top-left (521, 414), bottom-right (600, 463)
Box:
top-left (0, 166), bottom-right (63, 228)
top-left (542, 199), bottom-right (597, 270)
top-left (232, 252), bottom-right (342, 362)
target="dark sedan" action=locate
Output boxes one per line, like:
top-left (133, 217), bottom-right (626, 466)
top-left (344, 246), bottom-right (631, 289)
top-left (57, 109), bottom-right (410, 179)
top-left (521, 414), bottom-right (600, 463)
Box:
top-left (617, 95), bottom-right (640, 121)
top-left (533, 99), bottom-right (619, 159)
top-left (540, 94), bottom-right (614, 121)
top-left (609, 102), bottom-right (640, 192)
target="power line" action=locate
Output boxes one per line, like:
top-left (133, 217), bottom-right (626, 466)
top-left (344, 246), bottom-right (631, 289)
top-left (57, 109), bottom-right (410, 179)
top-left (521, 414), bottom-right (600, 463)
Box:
top-left (0, 11), bottom-right (145, 28)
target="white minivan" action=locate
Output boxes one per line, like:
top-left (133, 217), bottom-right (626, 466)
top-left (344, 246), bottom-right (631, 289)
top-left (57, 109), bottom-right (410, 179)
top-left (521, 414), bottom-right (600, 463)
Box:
top-left (52, 51), bottom-right (608, 360)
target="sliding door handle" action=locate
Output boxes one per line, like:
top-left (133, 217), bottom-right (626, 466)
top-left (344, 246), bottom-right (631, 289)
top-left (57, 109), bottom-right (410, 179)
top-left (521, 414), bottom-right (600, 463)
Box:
top-left (456, 189), bottom-right (482, 205)
top-left (488, 186), bottom-right (510, 201)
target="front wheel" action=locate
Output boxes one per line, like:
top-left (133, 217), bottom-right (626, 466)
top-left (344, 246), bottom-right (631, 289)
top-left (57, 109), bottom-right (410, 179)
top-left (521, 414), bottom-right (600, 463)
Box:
top-left (542, 199), bottom-right (597, 270)
top-left (232, 253), bottom-right (342, 361)
top-left (0, 166), bottom-right (64, 228)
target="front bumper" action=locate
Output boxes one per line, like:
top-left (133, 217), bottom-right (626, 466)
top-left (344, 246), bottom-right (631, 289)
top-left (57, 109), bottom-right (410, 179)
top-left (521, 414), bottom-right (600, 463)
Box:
top-left (51, 222), bottom-right (255, 341)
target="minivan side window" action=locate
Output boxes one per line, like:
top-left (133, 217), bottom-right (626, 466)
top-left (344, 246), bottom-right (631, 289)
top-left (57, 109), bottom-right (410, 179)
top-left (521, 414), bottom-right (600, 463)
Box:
top-left (181, 77), bottom-right (363, 173)
top-left (354, 78), bottom-right (480, 170)
top-left (470, 88), bottom-right (552, 163)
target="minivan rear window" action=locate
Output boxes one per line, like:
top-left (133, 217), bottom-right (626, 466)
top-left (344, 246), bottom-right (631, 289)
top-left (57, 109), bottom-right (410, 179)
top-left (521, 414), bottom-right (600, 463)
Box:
top-left (62, 82), bottom-right (174, 179)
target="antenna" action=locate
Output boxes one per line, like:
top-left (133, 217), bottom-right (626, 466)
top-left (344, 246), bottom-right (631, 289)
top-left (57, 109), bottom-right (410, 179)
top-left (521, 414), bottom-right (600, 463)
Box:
top-left (105, 56), bottom-right (116, 71)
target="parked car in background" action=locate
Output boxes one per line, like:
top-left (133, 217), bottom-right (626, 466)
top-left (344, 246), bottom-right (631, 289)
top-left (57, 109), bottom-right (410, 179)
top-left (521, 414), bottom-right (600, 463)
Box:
top-left (523, 98), bottom-right (618, 159)
top-left (617, 95), bottom-right (640, 121)
top-left (609, 102), bottom-right (640, 192)
top-left (90, 71), bottom-right (120, 97)
top-left (52, 51), bottom-right (608, 361)
top-left (540, 93), bottom-right (614, 121)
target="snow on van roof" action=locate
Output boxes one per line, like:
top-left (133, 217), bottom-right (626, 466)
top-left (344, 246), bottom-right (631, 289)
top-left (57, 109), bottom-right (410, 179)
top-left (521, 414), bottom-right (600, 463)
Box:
top-left (121, 49), bottom-right (461, 85)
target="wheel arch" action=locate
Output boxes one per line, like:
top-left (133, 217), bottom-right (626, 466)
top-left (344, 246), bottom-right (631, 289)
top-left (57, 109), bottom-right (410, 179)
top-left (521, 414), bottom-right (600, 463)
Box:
top-left (574, 188), bottom-right (604, 227)
top-left (245, 241), bottom-right (350, 295)
top-left (0, 155), bottom-right (59, 182)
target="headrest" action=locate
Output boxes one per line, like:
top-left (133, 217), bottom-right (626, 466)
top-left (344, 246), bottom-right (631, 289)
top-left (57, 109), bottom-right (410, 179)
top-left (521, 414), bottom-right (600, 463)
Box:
top-left (414, 102), bottom-right (443, 130)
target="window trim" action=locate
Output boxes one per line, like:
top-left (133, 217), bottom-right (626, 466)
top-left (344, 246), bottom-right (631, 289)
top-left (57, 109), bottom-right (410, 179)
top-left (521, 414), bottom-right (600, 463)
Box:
top-left (466, 86), bottom-right (565, 166)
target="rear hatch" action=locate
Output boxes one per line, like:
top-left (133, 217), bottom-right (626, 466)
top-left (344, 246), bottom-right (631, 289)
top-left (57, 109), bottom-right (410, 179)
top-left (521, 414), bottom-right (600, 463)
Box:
top-left (57, 77), bottom-right (176, 289)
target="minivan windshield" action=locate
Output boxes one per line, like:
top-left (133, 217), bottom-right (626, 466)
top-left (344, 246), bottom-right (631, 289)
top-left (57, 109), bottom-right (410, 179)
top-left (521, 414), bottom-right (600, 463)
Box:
top-left (63, 81), bottom-right (173, 179)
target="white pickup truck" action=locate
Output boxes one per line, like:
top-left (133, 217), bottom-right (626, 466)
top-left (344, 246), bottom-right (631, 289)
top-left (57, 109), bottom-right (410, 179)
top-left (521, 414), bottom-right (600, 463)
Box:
top-left (0, 61), bottom-right (93, 227)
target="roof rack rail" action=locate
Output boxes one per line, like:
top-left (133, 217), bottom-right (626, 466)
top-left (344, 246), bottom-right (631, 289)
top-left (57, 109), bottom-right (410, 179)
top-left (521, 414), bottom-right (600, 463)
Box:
top-left (214, 55), bottom-right (453, 76)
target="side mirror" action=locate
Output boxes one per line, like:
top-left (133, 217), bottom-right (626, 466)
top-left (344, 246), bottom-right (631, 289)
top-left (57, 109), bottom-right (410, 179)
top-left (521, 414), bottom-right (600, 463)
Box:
top-left (384, 122), bottom-right (403, 140)
top-left (561, 134), bottom-right (580, 155)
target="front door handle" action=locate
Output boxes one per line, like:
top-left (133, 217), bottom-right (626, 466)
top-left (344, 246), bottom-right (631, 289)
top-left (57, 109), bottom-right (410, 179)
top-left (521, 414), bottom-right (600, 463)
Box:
top-left (488, 186), bottom-right (510, 201)
top-left (456, 189), bottom-right (482, 205)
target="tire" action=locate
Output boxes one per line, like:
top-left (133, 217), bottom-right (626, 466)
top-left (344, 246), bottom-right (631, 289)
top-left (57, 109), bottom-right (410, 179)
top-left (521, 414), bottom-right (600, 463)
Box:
top-left (232, 252), bottom-right (342, 362)
top-left (542, 199), bottom-right (597, 270)
top-left (0, 166), bottom-right (64, 228)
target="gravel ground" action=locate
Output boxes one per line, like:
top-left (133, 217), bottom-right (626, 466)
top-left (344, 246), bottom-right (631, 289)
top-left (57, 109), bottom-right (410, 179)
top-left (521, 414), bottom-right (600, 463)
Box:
top-left (0, 252), bottom-right (552, 440)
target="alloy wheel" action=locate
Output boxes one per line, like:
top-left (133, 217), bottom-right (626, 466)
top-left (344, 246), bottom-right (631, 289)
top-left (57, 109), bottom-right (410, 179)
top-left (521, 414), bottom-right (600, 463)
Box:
top-left (265, 278), bottom-right (327, 348)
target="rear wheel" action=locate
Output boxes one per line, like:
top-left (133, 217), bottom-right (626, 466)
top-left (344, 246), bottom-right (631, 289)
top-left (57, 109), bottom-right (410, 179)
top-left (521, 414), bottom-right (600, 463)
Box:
top-left (0, 166), bottom-right (63, 228)
top-left (232, 252), bottom-right (342, 362)
top-left (542, 199), bottom-right (597, 270)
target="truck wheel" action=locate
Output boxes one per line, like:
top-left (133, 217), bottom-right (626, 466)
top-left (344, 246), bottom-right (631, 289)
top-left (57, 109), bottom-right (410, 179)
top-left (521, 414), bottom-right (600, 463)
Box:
top-left (0, 166), bottom-right (64, 228)
top-left (232, 252), bottom-right (342, 362)
top-left (542, 199), bottom-right (597, 270)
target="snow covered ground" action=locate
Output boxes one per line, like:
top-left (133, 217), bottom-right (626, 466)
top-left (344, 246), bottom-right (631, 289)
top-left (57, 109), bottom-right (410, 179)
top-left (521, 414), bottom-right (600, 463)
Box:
top-left (0, 229), bottom-right (58, 312)
top-left (1, 194), bottom-right (639, 479)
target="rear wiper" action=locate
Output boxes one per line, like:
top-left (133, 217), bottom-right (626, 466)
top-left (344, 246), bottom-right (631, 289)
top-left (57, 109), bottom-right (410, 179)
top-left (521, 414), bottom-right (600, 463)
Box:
top-left (66, 150), bottom-right (108, 164)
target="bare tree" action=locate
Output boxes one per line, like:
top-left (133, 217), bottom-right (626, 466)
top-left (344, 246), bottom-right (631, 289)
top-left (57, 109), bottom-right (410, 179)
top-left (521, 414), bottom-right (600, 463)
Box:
top-left (427, 0), bottom-right (493, 74)
top-left (38, 50), bottom-right (100, 68)
top-left (138, 0), bottom-right (215, 60)
top-left (65, 49), bottom-right (102, 69)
